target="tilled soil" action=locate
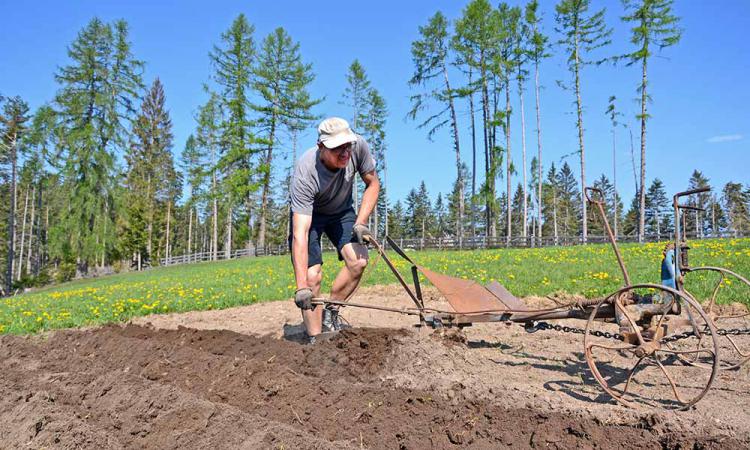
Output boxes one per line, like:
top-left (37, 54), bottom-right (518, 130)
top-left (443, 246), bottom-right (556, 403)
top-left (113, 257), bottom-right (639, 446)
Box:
top-left (2, 285), bottom-right (749, 449)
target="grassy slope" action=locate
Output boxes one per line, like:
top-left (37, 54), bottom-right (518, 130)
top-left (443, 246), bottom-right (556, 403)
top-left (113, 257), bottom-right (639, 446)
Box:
top-left (1, 238), bottom-right (748, 334)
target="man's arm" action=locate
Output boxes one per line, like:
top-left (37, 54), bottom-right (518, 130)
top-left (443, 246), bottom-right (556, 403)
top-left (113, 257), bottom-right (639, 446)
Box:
top-left (356, 170), bottom-right (380, 225)
top-left (291, 212), bottom-right (312, 289)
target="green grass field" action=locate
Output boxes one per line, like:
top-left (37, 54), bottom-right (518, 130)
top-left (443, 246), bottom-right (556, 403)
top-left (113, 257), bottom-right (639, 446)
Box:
top-left (2, 238), bottom-right (748, 335)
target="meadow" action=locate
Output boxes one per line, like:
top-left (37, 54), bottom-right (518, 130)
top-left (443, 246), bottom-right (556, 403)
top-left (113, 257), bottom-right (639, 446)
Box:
top-left (1, 238), bottom-right (748, 335)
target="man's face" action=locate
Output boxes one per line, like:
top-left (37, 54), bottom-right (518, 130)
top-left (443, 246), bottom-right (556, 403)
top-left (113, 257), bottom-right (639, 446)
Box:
top-left (320, 142), bottom-right (353, 170)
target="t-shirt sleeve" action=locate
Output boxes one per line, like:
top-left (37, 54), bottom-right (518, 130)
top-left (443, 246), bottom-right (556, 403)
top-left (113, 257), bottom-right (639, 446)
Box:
top-left (290, 163), bottom-right (315, 215)
top-left (355, 137), bottom-right (376, 177)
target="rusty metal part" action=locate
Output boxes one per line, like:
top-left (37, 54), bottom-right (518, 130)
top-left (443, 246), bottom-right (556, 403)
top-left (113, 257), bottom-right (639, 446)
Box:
top-left (585, 187), bottom-right (631, 286)
top-left (584, 284), bottom-right (719, 410)
top-left (416, 265), bottom-right (509, 314)
top-left (681, 266), bottom-right (750, 370)
top-left (486, 281), bottom-right (529, 311)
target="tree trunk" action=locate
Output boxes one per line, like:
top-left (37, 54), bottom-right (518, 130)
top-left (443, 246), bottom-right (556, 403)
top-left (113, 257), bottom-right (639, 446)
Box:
top-left (553, 186), bottom-right (559, 245)
top-left (574, 34), bottom-right (587, 244)
top-left (612, 128), bottom-right (618, 240)
top-left (146, 175), bottom-right (153, 258)
top-left (638, 58), bottom-right (648, 243)
top-left (187, 206), bottom-right (193, 263)
top-left (26, 185), bottom-right (36, 276)
top-left (5, 132), bottom-right (18, 293)
top-left (481, 64), bottom-right (492, 237)
top-left (505, 81), bottom-right (512, 244)
top-left (518, 75), bottom-right (527, 240)
top-left (535, 59), bottom-right (543, 246)
top-left (165, 200), bottom-right (172, 261)
top-left (212, 174), bottom-right (218, 262)
top-left (16, 187), bottom-right (29, 281)
top-left (468, 68), bottom-right (477, 238)
top-left (442, 62), bottom-right (463, 242)
top-left (225, 206), bottom-right (232, 260)
top-left (258, 113), bottom-right (277, 248)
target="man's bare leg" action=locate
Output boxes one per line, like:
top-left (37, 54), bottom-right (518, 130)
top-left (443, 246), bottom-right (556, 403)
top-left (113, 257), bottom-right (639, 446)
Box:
top-left (330, 243), bottom-right (369, 302)
top-left (301, 264), bottom-right (324, 336)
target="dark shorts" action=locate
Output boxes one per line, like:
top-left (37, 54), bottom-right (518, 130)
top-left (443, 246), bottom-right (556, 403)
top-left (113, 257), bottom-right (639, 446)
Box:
top-left (288, 208), bottom-right (358, 267)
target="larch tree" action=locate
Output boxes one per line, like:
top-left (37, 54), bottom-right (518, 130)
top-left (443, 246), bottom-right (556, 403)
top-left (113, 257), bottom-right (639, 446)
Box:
top-left (342, 60), bottom-right (372, 211)
top-left (210, 14), bottom-right (260, 253)
top-left (512, 4), bottom-right (531, 242)
top-left (555, 0), bottom-right (612, 243)
top-left (362, 88), bottom-right (388, 239)
top-left (621, 0), bottom-right (682, 243)
top-left (252, 27), bottom-right (318, 248)
top-left (496, 3), bottom-right (522, 244)
top-left (195, 92), bottom-right (225, 261)
top-left (408, 11), bottom-right (464, 242)
top-left (524, 0), bottom-right (550, 245)
top-left (53, 18), bottom-right (143, 270)
top-left (453, 0), bottom-right (501, 237)
top-left (1, 96), bottom-right (30, 294)
top-left (605, 95), bottom-right (623, 238)
top-left (180, 134), bottom-right (205, 261)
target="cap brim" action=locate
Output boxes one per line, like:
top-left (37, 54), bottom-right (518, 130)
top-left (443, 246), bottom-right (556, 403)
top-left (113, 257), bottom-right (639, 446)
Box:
top-left (320, 132), bottom-right (357, 149)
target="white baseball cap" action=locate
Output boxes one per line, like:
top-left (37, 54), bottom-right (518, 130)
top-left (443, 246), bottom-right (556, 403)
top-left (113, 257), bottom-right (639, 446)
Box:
top-left (317, 117), bottom-right (357, 149)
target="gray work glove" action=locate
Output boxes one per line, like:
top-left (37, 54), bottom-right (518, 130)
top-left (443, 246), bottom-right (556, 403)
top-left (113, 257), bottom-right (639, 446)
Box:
top-left (353, 223), bottom-right (372, 244)
top-left (294, 288), bottom-right (314, 310)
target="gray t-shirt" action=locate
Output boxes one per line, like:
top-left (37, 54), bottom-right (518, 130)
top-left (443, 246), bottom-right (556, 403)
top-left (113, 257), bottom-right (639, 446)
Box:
top-left (290, 135), bottom-right (376, 216)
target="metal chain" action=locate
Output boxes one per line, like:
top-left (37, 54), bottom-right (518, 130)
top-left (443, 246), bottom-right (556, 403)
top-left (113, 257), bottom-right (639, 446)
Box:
top-left (525, 321), bottom-right (625, 341)
top-left (527, 321), bottom-right (749, 344)
top-left (661, 327), bottom-right (750, 344)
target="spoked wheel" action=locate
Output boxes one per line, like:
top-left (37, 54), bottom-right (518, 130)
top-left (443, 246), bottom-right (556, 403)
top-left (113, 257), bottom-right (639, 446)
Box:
top-left (584, 284), bottom-right (720, 410)
top-left (683, 267), bottom-right (750, 370)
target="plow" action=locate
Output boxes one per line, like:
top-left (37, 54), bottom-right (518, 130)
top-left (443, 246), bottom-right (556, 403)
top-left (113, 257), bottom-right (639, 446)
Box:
top-left (315, 187), bottom-right (750, 410)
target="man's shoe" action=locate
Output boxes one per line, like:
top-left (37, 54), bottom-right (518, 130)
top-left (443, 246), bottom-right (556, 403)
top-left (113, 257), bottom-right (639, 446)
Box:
top-left (322, 307), bottom-right (351, 332)
top-left (305, 333), bottom-right (317, 345)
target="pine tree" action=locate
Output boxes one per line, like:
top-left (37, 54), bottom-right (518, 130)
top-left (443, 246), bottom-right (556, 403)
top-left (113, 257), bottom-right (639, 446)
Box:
top-left (541, 163), bottom-right (559, 242)
top-left (622, 0), bottom-right (682, 242)
top-left (589, 174), bottom-right (623, 237)
top-left (556, 161), bottom-right (581, 238)
top-left (555, 0), bottom-right (612, 243)
top-left (125, 78), bottom-right (175, 267)
top-left (645, 178), bottom-right (669, 239)
top-left (722, 182), bottom-right (750, 236)
top-left (408, 11), bottom-right (464, 241)
top-left (53, 18), bottom-right (144, 270)
top-left (685, 170), bottom-right (711, 238)
top-left (388, 200), bottom-right (407, 239)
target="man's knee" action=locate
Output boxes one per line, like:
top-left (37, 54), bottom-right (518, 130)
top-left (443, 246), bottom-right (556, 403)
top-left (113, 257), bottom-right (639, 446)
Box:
top-left (307, 266), bottom-right (322, 290)
top-left (347, 256), bottom-right (368, 278)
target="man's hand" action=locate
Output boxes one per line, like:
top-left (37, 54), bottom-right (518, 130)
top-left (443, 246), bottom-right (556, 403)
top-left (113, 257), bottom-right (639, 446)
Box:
top-left (353, 223), bottom-right (372, 244)
top-left (294, 288), bottom-right (315, 310)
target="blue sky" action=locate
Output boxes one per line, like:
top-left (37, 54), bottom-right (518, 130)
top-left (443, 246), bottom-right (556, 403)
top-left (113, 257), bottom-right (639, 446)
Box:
top-left (1, 0), bottom-right (748, 207)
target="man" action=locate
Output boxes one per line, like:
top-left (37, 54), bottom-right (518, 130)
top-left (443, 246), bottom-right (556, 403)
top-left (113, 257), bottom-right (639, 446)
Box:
top-left (289, 117), bottom-right (380, 343)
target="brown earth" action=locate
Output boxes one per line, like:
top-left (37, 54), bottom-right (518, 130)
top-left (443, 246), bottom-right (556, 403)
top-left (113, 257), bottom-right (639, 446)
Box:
top-left (1, 285), bottom-right (749, 449)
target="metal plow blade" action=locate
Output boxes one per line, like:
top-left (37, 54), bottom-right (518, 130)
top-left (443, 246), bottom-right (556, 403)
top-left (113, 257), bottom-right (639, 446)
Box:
top-left (417, 266), bottom-right (527, 314)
